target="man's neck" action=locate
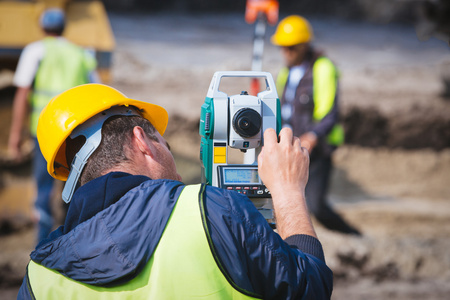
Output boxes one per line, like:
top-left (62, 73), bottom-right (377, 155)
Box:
top-left (45, 33), bottom-right (62, 38)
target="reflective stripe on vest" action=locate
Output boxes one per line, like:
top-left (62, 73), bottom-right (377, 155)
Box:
top-left (276, 57), bottom-right (344, 146)
top-left (27, 184), bottom-right (260, 299)
top-left (29, 37), bottom-right (96, 136)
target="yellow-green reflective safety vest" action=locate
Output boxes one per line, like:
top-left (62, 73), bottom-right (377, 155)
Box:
top-left (276, 57), bottom-right (344, 146)
top-left (27, 184), bottom-right (260, 299)
top-left (30, 37), bottom-right (96, 136)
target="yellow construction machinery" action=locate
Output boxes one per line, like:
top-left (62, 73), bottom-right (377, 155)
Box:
top-left (0, 0), bottom-right (115, 83)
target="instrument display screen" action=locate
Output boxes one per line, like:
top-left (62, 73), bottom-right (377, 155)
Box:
top-left (222, 167), bottom-right (260, 185)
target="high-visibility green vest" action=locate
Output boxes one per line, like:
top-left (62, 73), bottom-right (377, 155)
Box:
top-left (26, 184), bottom-right (260, 299)
top-left (276, 57), bottom-right (344, 146)
top-left (29, 37), bottom-right (96, 136)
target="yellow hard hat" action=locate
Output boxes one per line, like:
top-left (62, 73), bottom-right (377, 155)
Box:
top-left (37, 83), bottom-right (168, 181)
top-left (271, 15), bottom-right (314, 46)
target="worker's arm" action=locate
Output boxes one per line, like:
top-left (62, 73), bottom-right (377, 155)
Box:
top-left (204, 184), bottom-right (332, 299)
top-left (17, 272), bottom-right (33, 300)
top-left (302, 97), bottom-right (339, 152)
top-left (8, 86), bottom-right (31, 159)
top-left (9, 41), bottom-right (43, 159)
top-left (303, 57), bottom-right (340, 152)
top-left (258, 127), bottom-right (316, 239)
top-left (204, 149), bottom-right (332, 299)
top-left (203, 128), bottom-right (331, 298)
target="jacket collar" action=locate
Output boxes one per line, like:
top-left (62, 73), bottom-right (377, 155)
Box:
top-left (31, 173), bottom-right (184, 286)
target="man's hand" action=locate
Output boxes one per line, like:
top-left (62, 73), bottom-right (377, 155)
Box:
top-left (8, 133), bottom-right (22, 161)
top-left (258, 128), bottom-right (317, 239)
top-left (258, 128), bottom-right (309, 195)
top-left (299, 131), bottom-right (317, 153)
top-left (8, 86), bottom-right (30, 161)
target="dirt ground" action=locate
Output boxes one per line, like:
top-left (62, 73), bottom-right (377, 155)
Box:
top-left (1, 13), bottom-right (449, 299)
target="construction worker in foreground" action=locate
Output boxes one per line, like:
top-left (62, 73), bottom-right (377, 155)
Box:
top-left (18, 84), bottom-right (333, 299)
top-left (8, 8), bottom-right (98, 243)
top-left (272, 15), bottom-right (360, 235)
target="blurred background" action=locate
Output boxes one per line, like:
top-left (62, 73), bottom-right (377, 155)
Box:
top-left (0, 0), bottom-right (449, 299)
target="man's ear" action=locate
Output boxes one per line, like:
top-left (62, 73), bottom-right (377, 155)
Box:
top-left (132, 126), bottom-right (154, 157)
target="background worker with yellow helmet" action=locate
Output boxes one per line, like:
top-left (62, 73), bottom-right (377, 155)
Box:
top-left (272, 15), bottom-right (360, 235)
top-left (18, 84), bottom-right (332, 299)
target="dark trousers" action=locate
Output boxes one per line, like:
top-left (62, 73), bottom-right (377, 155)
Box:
top-left (305, 155), bottom-right (360, 235)
top-left (33, 138), bottom-right (55, 243)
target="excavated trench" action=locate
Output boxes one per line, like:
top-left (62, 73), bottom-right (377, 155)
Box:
top-left (343, 104), bottom-right (450, 150)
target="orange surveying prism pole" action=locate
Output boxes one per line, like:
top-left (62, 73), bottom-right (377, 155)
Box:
top-left (245, 0), bottom-right (279, 96)
top-left (245, 0), bottom-right (279, 25)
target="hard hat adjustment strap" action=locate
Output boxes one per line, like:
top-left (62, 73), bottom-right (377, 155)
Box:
top-left (62, 130), bottom-right (101, 203)
top-left (62, 106), bottom-right (141, 203)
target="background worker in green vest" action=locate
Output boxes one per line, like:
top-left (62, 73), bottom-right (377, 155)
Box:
top-left (8, 8), bottom-right (97, 244)
top-left (271, 15), bottom-right (360, 235)
top-left (18, 84), bottom-right (332, 299)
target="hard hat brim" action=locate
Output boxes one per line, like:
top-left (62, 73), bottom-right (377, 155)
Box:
top-left (270, 34), bottom-right (311, 47)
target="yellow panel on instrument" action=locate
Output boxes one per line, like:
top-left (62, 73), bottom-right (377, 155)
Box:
top-left (214, 147), bottom-right (226, 164)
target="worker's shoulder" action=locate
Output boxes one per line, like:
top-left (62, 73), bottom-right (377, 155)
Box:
top-left (313, 55), bottom-right (339, 78)
top-left (314, 55), bottom-right (336, 67)
top-left (202, 184), bottom-right (249, 203)
top-left (25, 38), bottom-right (45, 49)
top-left (136, 178), bottom-right (186, 193)
top-left (21, 39), bottom-right (45, 57)
top-left (202, 184), bottom-right (261, 218)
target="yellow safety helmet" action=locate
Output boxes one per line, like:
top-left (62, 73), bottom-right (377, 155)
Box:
top-left (271, 15), bottom-right (314, 46)
top-left (37, 83), bottom-right (168, 182)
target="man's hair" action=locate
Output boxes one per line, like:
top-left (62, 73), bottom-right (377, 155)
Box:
top-left (43, 27), bottom-right (65, 36)
top-left (67, 115), bottom-right (159, 185)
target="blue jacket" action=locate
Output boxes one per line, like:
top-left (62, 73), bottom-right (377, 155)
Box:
top-left (18, 172), bottom-right (333, 299)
